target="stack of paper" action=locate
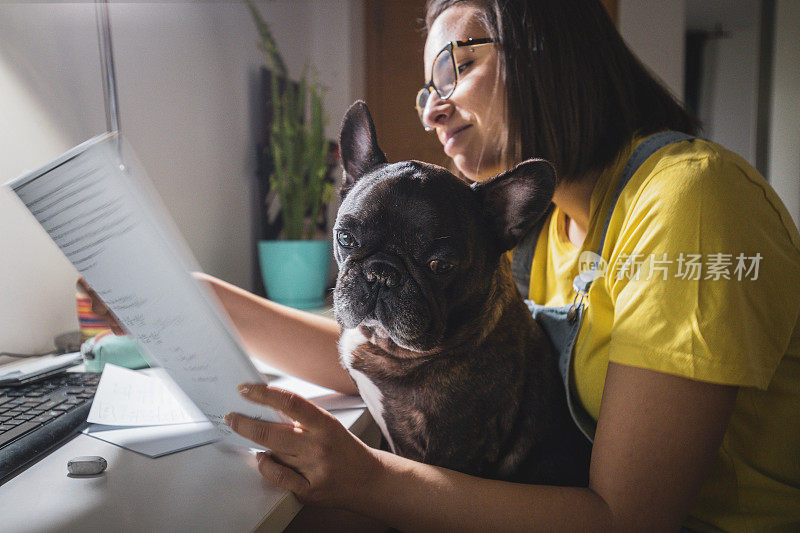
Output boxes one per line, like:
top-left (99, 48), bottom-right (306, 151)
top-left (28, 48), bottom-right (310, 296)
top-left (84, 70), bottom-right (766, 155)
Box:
top-left (83, 364), bottom-right (218, 458)
top-left (83, 364), bottom-right (366, 457)
top-left (7, 133), bottom-right (291, 450)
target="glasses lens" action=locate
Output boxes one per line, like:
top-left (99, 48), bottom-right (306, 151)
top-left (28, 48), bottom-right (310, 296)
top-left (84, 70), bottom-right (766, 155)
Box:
top-left (416, 87), bottom-right (430, 115)
top-left (432, 48), bottom-right (456, 98)
top-left (415, 88), bottom-right (432, 127)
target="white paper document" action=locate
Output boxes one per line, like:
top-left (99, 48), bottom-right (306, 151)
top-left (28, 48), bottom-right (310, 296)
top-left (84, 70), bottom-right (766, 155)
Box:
top-left (84, 421), bottom-right (218, 458)
top-left (81, 364), bottom-right (365, 457)
top-left (88, 364), bottom-right (207, 426)
top-left (0, 352), bottom-right (82, 383)
top-left (269, 375), bottom-right (366, 411)
top-left (249, 358), bottom-right (366, 411)
top-left (84, 365), bottom-right (216, 457)
top-left (5, 133), bottom-right (290, 449)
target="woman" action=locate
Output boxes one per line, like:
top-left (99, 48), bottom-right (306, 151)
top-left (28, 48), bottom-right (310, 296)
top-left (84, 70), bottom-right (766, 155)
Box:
top-left (88, 0), bottom-right (800, 530)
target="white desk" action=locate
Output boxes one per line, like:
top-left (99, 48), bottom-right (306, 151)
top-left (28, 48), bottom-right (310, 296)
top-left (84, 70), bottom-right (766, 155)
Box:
top-left (0, 373), bottom-right (376, 533)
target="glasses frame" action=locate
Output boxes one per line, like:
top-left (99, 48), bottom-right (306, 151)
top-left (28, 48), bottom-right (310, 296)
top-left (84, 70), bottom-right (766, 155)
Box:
top-left (415, 38), bottom-right (495, 130)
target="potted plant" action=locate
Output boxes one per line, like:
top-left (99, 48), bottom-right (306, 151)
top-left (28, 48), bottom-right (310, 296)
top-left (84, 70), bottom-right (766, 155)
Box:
top-left (246, 0), bottom-right (334, 310)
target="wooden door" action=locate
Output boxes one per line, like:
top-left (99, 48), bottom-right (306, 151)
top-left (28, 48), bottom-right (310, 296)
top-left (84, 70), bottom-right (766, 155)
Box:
top-left (364, 1), bottom-right (449, 167)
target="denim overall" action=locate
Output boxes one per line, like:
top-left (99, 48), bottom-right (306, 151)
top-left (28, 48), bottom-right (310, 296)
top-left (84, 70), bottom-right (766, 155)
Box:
top-left (512, 131), bottom-right (696, 442)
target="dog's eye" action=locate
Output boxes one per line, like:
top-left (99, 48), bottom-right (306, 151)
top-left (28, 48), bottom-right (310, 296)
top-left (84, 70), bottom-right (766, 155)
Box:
top-left (336, 230), bottom-right (357, 248)
top-left (429, 259), bottom-right (453, 274)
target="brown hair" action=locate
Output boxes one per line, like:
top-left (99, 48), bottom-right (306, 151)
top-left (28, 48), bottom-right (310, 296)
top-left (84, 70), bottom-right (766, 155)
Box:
top-left (425, 0), bottom-right (700, 181)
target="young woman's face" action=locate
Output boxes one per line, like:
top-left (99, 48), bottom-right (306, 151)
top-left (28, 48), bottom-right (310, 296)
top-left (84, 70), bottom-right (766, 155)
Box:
top-left (422, 4), bottom-right (507, 181)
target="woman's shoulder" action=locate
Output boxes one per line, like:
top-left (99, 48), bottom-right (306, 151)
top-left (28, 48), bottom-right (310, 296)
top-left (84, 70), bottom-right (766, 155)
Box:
top-left (624, 137), bottom-right (800, 251)
top-left (635, 137), bottom-right (763, 200)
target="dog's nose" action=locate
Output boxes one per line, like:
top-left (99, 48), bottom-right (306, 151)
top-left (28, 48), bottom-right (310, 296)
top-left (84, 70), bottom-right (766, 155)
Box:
top-left (363, 255), bottom-right (403, 288)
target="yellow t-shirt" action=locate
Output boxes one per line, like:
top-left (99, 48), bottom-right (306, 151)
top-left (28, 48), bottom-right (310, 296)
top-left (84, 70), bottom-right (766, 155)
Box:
top-left (526, 135), bottom-right (800, 531)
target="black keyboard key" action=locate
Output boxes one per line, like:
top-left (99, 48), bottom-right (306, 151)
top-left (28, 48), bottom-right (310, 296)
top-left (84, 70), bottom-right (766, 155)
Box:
top-left (0, 421), bottom-right (42, 447)
top-left (1, 372), bottom-right (98, 485)
top-left (31, 413), bottom-right (57, 424)
top-left (38, 399), bottom-right (67, 411)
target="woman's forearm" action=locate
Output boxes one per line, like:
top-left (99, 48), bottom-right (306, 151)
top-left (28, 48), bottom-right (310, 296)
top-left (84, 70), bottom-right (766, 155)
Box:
top-left (197, 273), bottom-right (357, 395)
top-left (355, 450), bottom-right (613, 532)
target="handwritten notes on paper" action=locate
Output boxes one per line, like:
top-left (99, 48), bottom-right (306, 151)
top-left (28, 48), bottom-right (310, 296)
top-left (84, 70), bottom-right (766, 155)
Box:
top-left (6, 133), bottom-right (290, 448)
top-left (84, 364), bottom-right (217, 457)
top-left (88, 364), bottom-right (207, 426)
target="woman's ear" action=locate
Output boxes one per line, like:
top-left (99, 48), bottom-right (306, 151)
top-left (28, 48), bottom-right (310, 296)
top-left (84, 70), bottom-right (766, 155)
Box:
top-left (472, 158), bottom-right (556, 251)
top-left (338, 101), bottom-right (387, 198)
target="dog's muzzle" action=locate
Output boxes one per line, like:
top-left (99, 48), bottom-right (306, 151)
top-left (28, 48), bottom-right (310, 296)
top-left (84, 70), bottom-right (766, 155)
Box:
top-left (362, 253), bottom-right (404, 289)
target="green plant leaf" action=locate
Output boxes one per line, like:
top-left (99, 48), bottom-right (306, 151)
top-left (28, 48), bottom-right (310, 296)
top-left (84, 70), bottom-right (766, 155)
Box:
top-left (247, 0), bottom-right (332, 240)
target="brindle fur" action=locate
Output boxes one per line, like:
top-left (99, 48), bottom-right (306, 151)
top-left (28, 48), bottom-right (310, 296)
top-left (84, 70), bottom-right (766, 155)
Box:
top-left (335, 101), bottom-right (591, 486)
top-left (348, 259), bottom-right (590, 485)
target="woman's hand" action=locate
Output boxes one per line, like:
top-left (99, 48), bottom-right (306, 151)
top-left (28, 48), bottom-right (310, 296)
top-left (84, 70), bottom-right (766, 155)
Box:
top-left (76, 273), bottom-right (222, 338)
top-left (224, 383), bottom-right (383, 508)
top-left (76, 277), bottom-right (127, 335)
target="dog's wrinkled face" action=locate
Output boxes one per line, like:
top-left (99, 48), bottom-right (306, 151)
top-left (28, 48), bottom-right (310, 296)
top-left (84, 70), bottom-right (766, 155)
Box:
top-left (334, 160), bottom-right (492, 352)
top-left (333, 101), bottom-right (555, 353)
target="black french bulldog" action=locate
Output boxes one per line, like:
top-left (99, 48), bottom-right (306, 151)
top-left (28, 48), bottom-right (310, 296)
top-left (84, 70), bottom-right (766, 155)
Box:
top-left (333, 101), bottom-right (591, 485)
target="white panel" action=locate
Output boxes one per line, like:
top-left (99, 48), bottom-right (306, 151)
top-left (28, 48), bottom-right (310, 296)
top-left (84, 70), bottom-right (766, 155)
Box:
top-left (768, 0), bottom-right (800, 228)
top-left (618, 0), bottom-right (686, 101)
top-left (0, 1), bottom-right (365, 355)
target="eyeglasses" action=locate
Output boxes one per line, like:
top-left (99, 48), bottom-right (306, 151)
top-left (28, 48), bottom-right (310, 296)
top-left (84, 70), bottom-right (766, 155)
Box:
top-left (415, 38), bottom-right (494, 131)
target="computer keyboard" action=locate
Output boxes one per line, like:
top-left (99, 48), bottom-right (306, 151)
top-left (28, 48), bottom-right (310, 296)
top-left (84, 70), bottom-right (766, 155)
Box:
top-left (0, 371), bottom-right (100, 485)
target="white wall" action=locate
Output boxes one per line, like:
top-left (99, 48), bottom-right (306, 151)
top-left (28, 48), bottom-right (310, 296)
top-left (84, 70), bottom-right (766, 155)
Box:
top-left (0, 1), bottom-right (364, 355)
top-left (310, 1), bottom-right (366, 141)
top-left (0, 3), bottom-right (105, 355)
top-left (697, 8), bottom-right (760, 166)
top-left (618, 0), bottom-right (686, 101)
top-left (621, 0), bottom-right (798, 228)
top-left (768, 0), bottom-right (800, 228)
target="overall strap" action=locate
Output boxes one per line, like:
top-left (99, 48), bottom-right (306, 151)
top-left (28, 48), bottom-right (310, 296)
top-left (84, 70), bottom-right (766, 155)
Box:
top-left (593, 131), bottom-right (695, 259)
top-left (511, 204), bottom-right (554, 297)
top-left (511, 131), bottom-right (695, 297)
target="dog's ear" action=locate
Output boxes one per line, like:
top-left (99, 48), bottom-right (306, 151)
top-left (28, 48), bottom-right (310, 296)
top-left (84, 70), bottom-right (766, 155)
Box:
top-left (472, 158), bottom-right (556, 252)
top-left (339, 101), bottom-right (387, 198)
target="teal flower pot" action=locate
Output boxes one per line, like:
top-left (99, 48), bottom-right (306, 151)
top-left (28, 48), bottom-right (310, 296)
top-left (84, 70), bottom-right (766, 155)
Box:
top-left (258, 239), bottom-right (331, 310)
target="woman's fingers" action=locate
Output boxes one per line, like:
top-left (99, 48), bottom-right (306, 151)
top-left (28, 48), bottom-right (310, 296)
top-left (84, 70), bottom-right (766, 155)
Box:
top-left (77, 276), bottom-right (92, 294)
top-left (237, 383), bottom-right (335, 431)
top-left (77, 277), bottom-right (106, 314)
top-left (256, 452), bottom-right (309, 495)
top-left (229, 383), bottom-right (380, 508)
top-left (76, 277), bottom-right (127, 335)
top-left (224, 413), bottom-right (305, 455)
